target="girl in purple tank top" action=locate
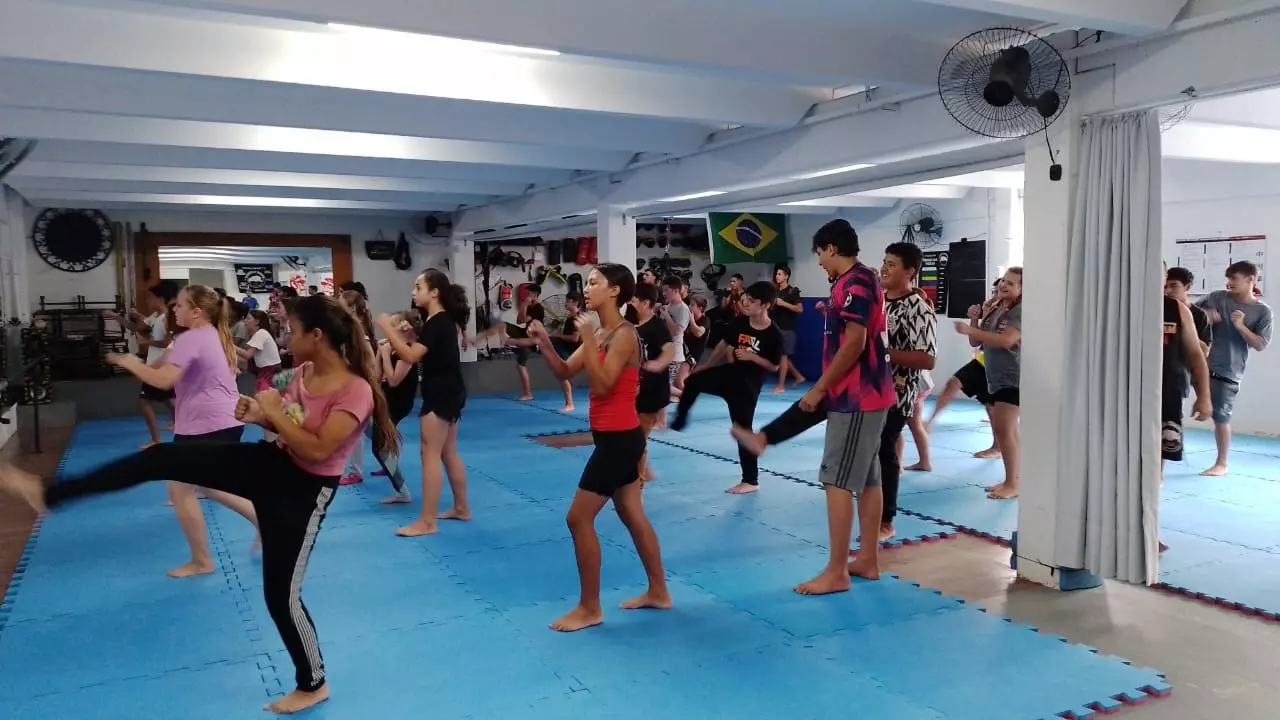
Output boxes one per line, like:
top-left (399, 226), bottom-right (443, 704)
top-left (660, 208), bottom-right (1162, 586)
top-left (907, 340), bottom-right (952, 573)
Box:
top-left (104, 285), bottom-right (261, 578)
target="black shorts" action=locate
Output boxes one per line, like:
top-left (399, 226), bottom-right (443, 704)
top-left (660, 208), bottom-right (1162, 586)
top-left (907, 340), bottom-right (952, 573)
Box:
top-left (421, 395), bottom-right (465, 423)
top-left (988, 387), bottom-right (1019, 407)
top-left (173, 425), bottom-right (245, 444)
top-left (139, 382), bottom-right (175, 402)
top-left (579, 427), bottom-right (646, 496)
top-left (636, 391), bottom-right (670, 415)
top-left (953, 360), bottom-right (992, 405)
top-left (1161, 391), bottom-right (1184, 462)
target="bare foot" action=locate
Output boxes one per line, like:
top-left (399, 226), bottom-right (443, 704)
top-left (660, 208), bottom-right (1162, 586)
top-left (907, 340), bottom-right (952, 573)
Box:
top-left (139, 441), bottom-right (158, 450)
top-left (846, 559), bottom-right (881, 580)
top-left (795, 568), bottom-right (852, 595)
top-left (165, 423), bottom-right (175, 431)
top-left (725, 483), bottom-right (759, 495)
top-left (1159, 541), bottom-right (1169, 553)
top-left (620, 589), bottom-right (673, 610)
top-left (770, 386), bottom-right (786, 394)
top-left (878, 523), bottom-right (895, 543)
top-left (794, 376), bottom-right (806, 385)
top-left (0, 464), bottom-right (47, 515)
top-left (167, 561), bottom-right (215, 578)
top-left (730, 425), bottom-right (766, 456)
top-left (549, 604), bottom-right (604, 632)
top-left (987, 483), bottom-right (1019, 500)
top-left (380, 493), bottom-right (412, 505)
top-left (1200, 464), bottom-right (1228, 477)
top-left (265, 685), bottom-right (330, 714)
top-left (516, 394), bottom-right (534, 401)
top-left (164, 500), bottom-right (174, 507)
top-left (561, 404), bottom-right (575, 413)
top-left (905, 462), bottom-right (931, 472)
top-left (396, 519), bottom-right (438, 537)
top-left (974, 448), bottom-right (1002, 459)
top-left (437, 507), bottom-right (473, 521)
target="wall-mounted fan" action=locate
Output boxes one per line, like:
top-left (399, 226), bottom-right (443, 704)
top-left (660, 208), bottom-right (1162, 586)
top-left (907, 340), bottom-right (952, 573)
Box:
top-left (939, 27), bottom-right (1071, 180)
top-left (900, 204), bottom-right (945, 248)
top-left (0, 138), bottom-right (38, 182)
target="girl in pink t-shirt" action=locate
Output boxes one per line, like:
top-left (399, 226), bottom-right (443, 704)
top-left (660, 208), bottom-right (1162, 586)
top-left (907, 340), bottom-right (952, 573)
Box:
top-left (103, 284), bottom-right (260, 579)
top-left (0, 295), bottom-right (398, 716)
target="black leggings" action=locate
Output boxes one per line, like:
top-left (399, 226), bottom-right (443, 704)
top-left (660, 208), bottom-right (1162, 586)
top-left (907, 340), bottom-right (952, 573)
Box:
top-left (760, 401), bottom-right (907, 523)
top-left (673, 366), bottom-right (760, 485)
top-left (46, 440), bottom-right (338, 693)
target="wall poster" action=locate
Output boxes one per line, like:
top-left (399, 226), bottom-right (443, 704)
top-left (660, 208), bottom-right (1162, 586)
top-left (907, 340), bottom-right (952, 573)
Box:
top-left (920, 251), bottom-right (949, 315)
top-left (1174, 235), bottom-right (1266, 297)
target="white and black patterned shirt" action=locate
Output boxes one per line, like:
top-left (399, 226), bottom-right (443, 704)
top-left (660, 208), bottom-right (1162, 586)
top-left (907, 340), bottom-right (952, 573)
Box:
top-left (885, 292), bottom-right (938, 416)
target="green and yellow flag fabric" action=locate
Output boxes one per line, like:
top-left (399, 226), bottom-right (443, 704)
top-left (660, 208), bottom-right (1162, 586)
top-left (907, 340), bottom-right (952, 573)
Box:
top-left (707, 212), bottom-right (789, 265)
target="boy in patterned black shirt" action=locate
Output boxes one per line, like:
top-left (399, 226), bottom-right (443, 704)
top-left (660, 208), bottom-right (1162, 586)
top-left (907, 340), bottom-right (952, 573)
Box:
top-left (877, 243), bottom-right (938, 542)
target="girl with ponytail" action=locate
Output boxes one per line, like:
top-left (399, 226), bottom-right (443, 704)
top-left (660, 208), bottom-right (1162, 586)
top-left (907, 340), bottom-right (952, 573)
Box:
top-left (0, 294), bottom-right (397, 715)
top-left (91, 284), bottom-right (261, 578)
top-left (377, 267), bottom-right (470, 537)
top-left (337, 290), bottom-right (378, 484)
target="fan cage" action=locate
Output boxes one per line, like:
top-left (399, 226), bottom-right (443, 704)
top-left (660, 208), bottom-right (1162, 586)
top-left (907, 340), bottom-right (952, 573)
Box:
top-left (938, 27), bottom-right (1072, 140)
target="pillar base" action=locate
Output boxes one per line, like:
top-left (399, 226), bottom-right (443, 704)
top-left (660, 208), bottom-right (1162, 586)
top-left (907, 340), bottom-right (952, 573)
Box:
top-left (1011, 531), bottom-right (1103, 592)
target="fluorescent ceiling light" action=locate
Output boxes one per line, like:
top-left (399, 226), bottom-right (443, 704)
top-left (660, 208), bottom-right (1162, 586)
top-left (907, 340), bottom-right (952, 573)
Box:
top-left (790, 163), bottom-right (875, 180)
top-left (657, 190), bottom-right (727, 203)
top-left (328, 23), bottom-right (560, 57)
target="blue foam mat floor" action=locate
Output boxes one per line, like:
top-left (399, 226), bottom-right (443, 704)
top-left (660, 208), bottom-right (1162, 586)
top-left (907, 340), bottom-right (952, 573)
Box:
top-left (642, 386), bottom-right (1280, 620)
top-left (0, 390), bottom-right (1174, 718)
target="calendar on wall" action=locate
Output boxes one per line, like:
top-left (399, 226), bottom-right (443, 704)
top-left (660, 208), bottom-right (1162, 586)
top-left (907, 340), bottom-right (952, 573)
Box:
top-left (1174, 235), bottom-right (1266, 297)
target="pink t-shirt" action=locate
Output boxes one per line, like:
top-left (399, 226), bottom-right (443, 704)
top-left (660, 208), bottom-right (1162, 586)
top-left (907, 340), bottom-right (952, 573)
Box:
top-left (277, 363), bottom-right (374, 477)
top-left (165, 325), bottom-right (242, 436)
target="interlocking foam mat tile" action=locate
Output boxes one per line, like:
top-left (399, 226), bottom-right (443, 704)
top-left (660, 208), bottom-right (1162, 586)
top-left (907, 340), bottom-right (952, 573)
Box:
top-left (0, 397), bottom-right (1173, 718)
top-left (652, 389), bottom-right (1280, 622)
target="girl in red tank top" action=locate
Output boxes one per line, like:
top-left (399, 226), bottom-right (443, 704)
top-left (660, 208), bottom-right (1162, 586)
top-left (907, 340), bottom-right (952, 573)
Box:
top-left (528, 264), bottom-right (671, 633)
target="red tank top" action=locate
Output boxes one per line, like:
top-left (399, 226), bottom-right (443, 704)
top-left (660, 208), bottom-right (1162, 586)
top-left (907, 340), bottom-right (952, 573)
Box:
top-left (588, 325), bottom-right (640, 432)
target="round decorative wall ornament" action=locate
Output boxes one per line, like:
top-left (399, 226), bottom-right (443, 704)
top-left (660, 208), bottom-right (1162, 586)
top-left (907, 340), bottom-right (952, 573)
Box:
top-left (32, 208), bottom-right (114, 273)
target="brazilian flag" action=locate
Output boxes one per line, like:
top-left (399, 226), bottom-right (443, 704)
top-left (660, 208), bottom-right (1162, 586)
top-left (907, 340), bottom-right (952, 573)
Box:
top-left (708, 212), bottom-right (789, 265)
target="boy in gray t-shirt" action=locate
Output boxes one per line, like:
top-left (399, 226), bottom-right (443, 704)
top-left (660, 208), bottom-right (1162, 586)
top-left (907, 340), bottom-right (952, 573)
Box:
top-left (1194, 261), bottom-right (1273, 477)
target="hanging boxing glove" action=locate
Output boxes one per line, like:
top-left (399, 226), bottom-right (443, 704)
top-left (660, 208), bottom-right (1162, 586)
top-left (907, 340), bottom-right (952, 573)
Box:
top-left (393, 232), bottom-right (412, 270)
top-left (545, 240), bottom-right (561, 266)
top-left (586, 236), bottom-right (598, 264)
top-left (562, 236), bottom-right (578, 264)
top-left (576, 237), bottom-right (590, 266)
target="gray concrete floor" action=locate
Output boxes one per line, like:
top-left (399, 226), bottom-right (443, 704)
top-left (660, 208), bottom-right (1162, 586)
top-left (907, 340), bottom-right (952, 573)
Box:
top-left (882, 536), bottom-right (1280, 719)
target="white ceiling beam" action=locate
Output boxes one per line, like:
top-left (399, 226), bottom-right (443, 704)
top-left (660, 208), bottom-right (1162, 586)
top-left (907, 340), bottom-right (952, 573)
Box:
top-left (911, 0), bottom-right (1188, 34)
top-left (5, 177), bottom-right (493, 208)
top-left (0, 107), bottom-right (631, 172)
top-left (456, 93), bottom-right (1018, 232)
top-left (788, 186), bottom-right (970, 207)
top-left (139, 0), bottom-right (948, 87)
top-left (10, 162), bottom-right (530, 198)
top-left (27, 140), bottom-right (576, 186)
top-left (0, 1), bottom-right (824, 127)
top-left (19, 191), bottom-right (444, 213)
top-left (1077, 6), bottom-right (1280, 115)
top-left (0, 60), bottom-right (711, 156)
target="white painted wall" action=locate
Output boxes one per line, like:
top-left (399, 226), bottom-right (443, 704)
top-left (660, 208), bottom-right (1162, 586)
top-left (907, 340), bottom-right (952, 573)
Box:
top-left (23, 209), bottom-right (449, 320)
top-left (785, 188), bottom-right (1019, 380)
top-left (1162, 158), bottom-right (1280, 436)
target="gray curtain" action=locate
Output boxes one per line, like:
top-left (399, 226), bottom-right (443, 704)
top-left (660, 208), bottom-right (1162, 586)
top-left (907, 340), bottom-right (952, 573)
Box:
top-left (1056, 111), bottom-right (1163, 585)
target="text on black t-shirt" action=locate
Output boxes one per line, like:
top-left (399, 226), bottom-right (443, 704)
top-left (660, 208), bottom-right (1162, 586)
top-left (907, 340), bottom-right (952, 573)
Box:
top-left (722, 316), bottom-right (784, 389)
top-left (636, 317), bottom-right (674, 405)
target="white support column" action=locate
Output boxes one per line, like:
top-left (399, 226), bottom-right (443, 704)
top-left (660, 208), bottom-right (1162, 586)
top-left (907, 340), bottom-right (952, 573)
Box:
top-left (0, 186), bottom-right (30, 323)
top-left (448, 236), bottom-right (478, 363)
top-left (1015, 108), bottom-right (1082, 589)
top-left (596, 205), bottom-right (637, 273)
